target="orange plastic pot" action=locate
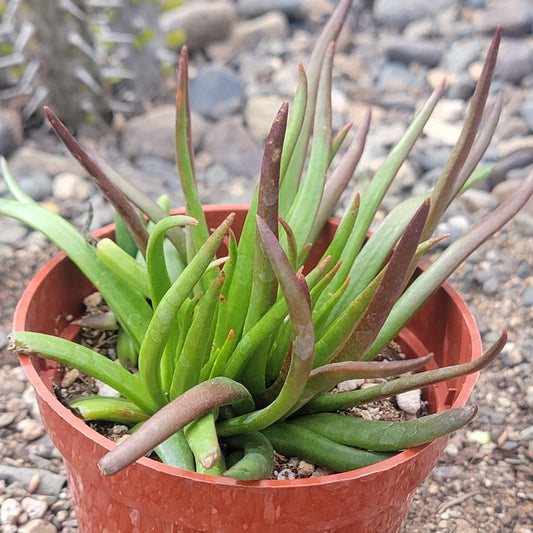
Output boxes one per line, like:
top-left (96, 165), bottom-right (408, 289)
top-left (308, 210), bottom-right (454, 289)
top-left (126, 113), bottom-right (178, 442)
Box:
top-left (14, 205), bottom-right (482, 532)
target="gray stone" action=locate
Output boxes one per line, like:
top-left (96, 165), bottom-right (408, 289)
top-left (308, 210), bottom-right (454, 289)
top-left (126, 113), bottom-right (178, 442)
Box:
top-left (372, 0), bottom-right (454, 30)
top-left (447, 73), bottom-right (476, 100)
top-left (522, 287), bottom-right (533, 306)
top-left (482, 276), bottom-right (500, 295)
top-left (520, 425), bottom-right (533, 441)
top-left (122, 105), bottom-right (176, 162)
top-left (236, 0), bottom-right (307, 20)
top-left (441, 39), bottom-right (483, 74)
top-left (384, 38), bottom-right (444, 67)
top-left (138, 156), bottom-right (178, 185)
top-left (376, 62), bottom-right (419, 93)
top-left (0, 465), bottom-right (66, 496)
top-left (432, 465), bottom-right (464, 480)
top-left (420, 145), bottom-right (452, 172)
top-left (0, 218), bottom-right (28, 245)
top-left (495, 39), bottom-right (533, 84)
top-left (160, 1), bottom-right (236, 51)
top-left (473, 1), bottom-right (533, 36)
top-left (203, 117), bottom-right (262, 177)
top-left (16, 171), bottom-right (54, 202)
top-left (189, 66), bottom-right (244, 120)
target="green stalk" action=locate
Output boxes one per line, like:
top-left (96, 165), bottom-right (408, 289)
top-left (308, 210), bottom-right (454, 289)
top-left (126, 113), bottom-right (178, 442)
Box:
top-left (69, 396), bottom-right (149, 424)
top-left (365, 167), bottom-right (533, 360)
top-left (98, 377), bottom-right (254, 476)
top-left (216, 217), bottom-right (314, 436)
top-left (96, 238), bottom-right (151, 299)
top-left (303, 331), bottom-right (506, 412)
top-left (261, 423), bottom-right (393, 472)
top-left (184, 412), bottom-right (221, 470)
top-left (10, 332), bottom-right (158, 414)
top-left (0, 199), bottom-right (152, 347)
top-left (170, 271), bottom-right (225, 398)
top-left (138, 214), bottom-right (234, 408)
top-left (241, 102), bottom-right (288, 394)
top-left (222, 432), bottom-right (274, 480)
top-left (146, 215), bottom-right (198, 306)
top-left (292, 406), bottom-right (477, 452)
top-left (287, 42), bottom-right (334, 252)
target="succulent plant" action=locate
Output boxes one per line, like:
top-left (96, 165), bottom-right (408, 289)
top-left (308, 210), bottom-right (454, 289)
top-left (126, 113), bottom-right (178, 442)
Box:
top-left (2, 0), bottom-right (533, 480)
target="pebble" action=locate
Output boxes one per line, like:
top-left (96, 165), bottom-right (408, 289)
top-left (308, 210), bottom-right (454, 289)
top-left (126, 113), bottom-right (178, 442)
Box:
top-left (522, 287), bottom-right (533, 306)
top-left (494, 40), bottom-right (533, 84)
top-left (467, 430), bottom-right (492, 445)
top-left (236, 0), bottom-right (308, 20)
top-left (297, 460), bottom-right (315, 476)
top-left (16, 419), bottom-right (45, 441)
top-left (245, 95), bottom-right (285, 140)
top-left (0, 218), bottom-right (29, 246)
top-left (519, 425), bottom-right (533, 442)
top-left (160, 1), bottom-right (236, 52)
top-left (473, 1), bottom-right (533, 36)
top-left (52, 173), bottom-right (92, 202)
top-left (383, 37), bottom-right (444, 67)
top-left (396, 389), bottom-right (422, 415)
top-left (0, 412), bottom-right (17, 428)
top-left (16, 171), bottom-right (53, 202)
top-left (372, 0), bottom-right (454, 30)
top-left (189, 66), bottom-right (244, 120)
top-left (18, 519), bottom-right (57, 533)
top-left (0, 466), bottom-right (66, 496)
top-left (202, 117), bottom-right (262, 177)
top-left (0, 499), bottom-right (22, 525)
top-left (121, 105), bottom-right (205, 162)
top-left (20, 497), bottom-right (48, 520)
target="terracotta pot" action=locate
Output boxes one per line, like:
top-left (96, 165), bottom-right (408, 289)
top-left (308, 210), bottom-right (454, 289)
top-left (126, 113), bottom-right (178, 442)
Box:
top-left (14, 205), bottom-right (482, 533)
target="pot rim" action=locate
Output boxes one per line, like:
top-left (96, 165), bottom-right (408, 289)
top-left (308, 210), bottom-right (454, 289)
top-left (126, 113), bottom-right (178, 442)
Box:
top-left (13, 204), bottom-right (482, 488)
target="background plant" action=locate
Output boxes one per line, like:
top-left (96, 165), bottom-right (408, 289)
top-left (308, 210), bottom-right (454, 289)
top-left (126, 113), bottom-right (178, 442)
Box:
top-left (2, 0), bottom-right (533, 480)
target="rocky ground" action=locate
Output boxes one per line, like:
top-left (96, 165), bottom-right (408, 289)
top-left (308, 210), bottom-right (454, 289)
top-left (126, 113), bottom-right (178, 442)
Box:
top-left (1, 0), bottom-right (533, 531)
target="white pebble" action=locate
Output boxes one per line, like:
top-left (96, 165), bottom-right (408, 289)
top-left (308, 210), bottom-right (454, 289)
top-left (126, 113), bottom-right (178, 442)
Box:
top-left (0, 498), bottom-right (22, 525)
top-left (95, 379), bottom-right (121, 397)
top-left (467, 430), bottom-right (492, 445)
top-left (17, 418), bottom-right (45, 441)
top-left (21, 497), bottom-right (48, 520)
top-left (396, 389), bottom-right (422, 415)
top-left (276, 468), bottom-right (295, 480)
top-left (53, 172), bottom-right (92, 201)
top-left (337, 379), bottom-right (365, 391)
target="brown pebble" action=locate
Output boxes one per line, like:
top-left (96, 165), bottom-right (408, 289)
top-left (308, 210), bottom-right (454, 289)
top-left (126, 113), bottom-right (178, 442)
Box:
top-left (28, 473), bottom-right (40, 494)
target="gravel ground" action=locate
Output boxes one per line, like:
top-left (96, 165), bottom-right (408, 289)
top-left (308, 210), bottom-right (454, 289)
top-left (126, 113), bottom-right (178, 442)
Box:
top-left (1, 0), bottom-right (533, 531)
